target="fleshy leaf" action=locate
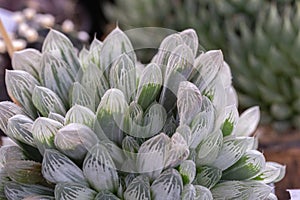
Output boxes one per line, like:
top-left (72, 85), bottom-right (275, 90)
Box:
top-left (5, 70), bottom-right (39, 118)
top-left (177, 81), bottom-right (202, 126)
top-left (32, 117), bottom-right (63, 155)
top-left (95, 89), bottom-right (127, 144)
top-left (32, 86), bottom-right (66, 117)
top-left (254, 161), bottom-right (286, 184)
top-left (150, 168), bottom-right (183, 200)
top-left (194, 185), bottom-right (213, 200)
top-left (180, 29), bottom-right (199, 57)
top-left (233, 106), bottom-right (260, 136)
top-left (40, 53), bottom-right (75, 105)
top-left (65, 104), bottom-right (96, 129)
top-left (54, 123), bottom-right (99, 162)
top-left (12, 48), bottom-right (42, 79)
top-left (124, 175), bottom-right (151, 200)
top-left (193, 166), bottom-right (222, 189)
top-left (48, 112), bottom-right (65, 124)
top-left (42, 149), bottom-right (88, 185)
top-left (83, 143), bottom-right (119, 192)
top-left (69, 82), bottom-right (95, 112)
top-left (94, 191), bottom-right (121, 200)
top-left (0, 146), bottom-right (26, 169)
top-left (222, 150), bottom-right (265, 180)
top-left (42, 29), bottom-right (80, 76)
top-left (88, 37), bottom-right (103, 67)
top-left (0, 101), bottom-right (24, 133)
top-left (99, 27), bottom-right (136, 78)
top-left (54, 182), bottom-right (97, 200)
top-left (136, 63), bottom-right (162, 110)
top-left (212, 137), bottom-right (254, 170)
top-left (211, 181), bottom-right (272, 200)
top-left (23, 195), bottom-right (55, 200)
top-left (109, 53), bottom-right (136, 102)
top-left (4, 182), bottom-right (54, 200)
top-left (179, 160), bottom-right (196, 184)
top-left (221, 105), bottom-right (239, 137)
top-left (122, 136), bottom-right (140, 161)
top-left (181, 184), bottom-right (196, 200)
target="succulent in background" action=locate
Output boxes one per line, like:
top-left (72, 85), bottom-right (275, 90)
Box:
top-left (0, 27), bottom-right (285, 199)
top-left (105, 0), bottom-right (300, 132)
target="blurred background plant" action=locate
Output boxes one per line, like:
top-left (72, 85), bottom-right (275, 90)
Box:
top-left (104, 0), bottom-right (300, 198)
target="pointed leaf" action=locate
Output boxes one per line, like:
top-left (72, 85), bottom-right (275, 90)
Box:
top-left (100, 27), bottom-right (136, 77)
top-left (222, 105), bottom-right (239, 137)
top-left (79, 47), bottom-right (89, 70)
top-left (42, 149), bottom-right (88, 185)
top-left (48, 112), bottom-right (65, 124)
top-left (88, 37), bottom-right (103, 67)
top-left (94, 191), bottom-right (120, 200)
top-left (0, 145), bottom-right (26, 168)
top-left (0, 101), bottom-right (24, 133)
top-left (55, 182), bottom-right (97, 200)
top-left (136, 63), bottom-right (162, 110)
top-left (180, 29), bottom-right (198, 57)
top-left (110, 53), bottom-right (136, 102)
top-left (32, 86), bottom-right (66, 117)
top-left (233, 106), bottom-right (260, 136)
top-left (254, 162), bottom-right (286, 184)
top-left (179, 160), bottom-right (196, 184)
top-left (150, 168), bottom-right (183, 200)
top-left (122, 136), bottom-right (140, 161)
top-left (32, 117), bottom-right (63, 155)
top-left (124, 175), bottom-right (151, 200)
top-left (5, 70), bottom-right (39, 118)
top-left (54, 123), bottom-right (99, 162)
top-left (40, 53), bottom-right (75, 105)
top-left (181, 184), bottom-right (196, 200)
top-left (42, 29), bottom-right (80, 76)
top-left (194, 185), bottom-right (213, 200)
top-left (23, 195), bottom-right (55, 200)
top-left (83, 143), bottom-right (119, 192)
top-left (65, 104), bottom-right (96, 128)
top-left (12, 48), bottom-right (42, 79)
top-left (193, 166), bottom-right (222, 189)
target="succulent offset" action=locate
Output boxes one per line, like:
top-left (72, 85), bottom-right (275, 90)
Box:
top-left (0, 27), bottom-right (285, 199)
top-left (105, 0), bottom-right (300, 132)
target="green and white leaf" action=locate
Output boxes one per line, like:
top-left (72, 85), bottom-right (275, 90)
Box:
top-left (69, 82), bottom-right (95, 112)
top-left (65, 104), bottom-right (96, 129)
top-left (255, 161), bottom-right (286, 184)
top-left (88, 37), bottom-right (103, 67)
top-left (0, 146), bottom-right (26, 169)
top-left (181, 184), bottom-right (196, 200)
top-left (194, 185), bottom-right (213, 200)
top-left (193, 166), bottom-right (222, 189)
top-left (94, 191), bottom-right (121, 200)
top-left (0, 101), bottom-right (24, 133)
top-left (54, 182), bottom-right (97, 200)
top-left (48, 112), bottom-right (65, 124)
top-left (180, 29), bottom-right (199, 57)
top-left (179, 160), bottom-right (196, 184)
top-left (42, 149), bottom-right (88, 185)
top-left (124, 175), bottom-right (151, 200)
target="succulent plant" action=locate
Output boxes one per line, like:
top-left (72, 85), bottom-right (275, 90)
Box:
top-left (105, 0), bottom-right (300, 132)
top-left (0, 27), bottom-right (285, 199)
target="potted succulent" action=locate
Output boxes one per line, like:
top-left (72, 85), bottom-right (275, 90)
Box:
top-left (104, 1), bottom-right (300, 198)
top-left (0, 27), bottom-right (285, 199)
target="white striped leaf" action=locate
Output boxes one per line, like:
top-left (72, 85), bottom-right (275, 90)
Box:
top-left (211, 181), bottom-right (272, 200)
top-left (79, 47), bottom-right (89, 70)
top-left (95, 89), bottom-right (127, 145)
top-left (48, 112), bottom-right (65, 124)
top-left (94, 191), bottom-right (120, 200)
top-left (124, 175), bottom-right (151, 200)
top-left (109, 53), bottom-right (136, 103)
top-left (164, 132), bottom-right (189, 168)
top-left (88, 37), bottom-right (103, 67)
top-left (42, 149), bottom-right (88, 185)
top-left (102, 141), bottom-right (126, 172)
top-left (160, 45), bottom-right (194, 112)
top-left (5, 160), bottom-right (44, 185)
top-left (23, 195), bottom-right (55, 200)
top-left (7, 114), bottom-right (34, 146)
top-left (40, 53), bottom-right (75, 105)
top-left (122, 136), bottom-right (140, 161)
top-left (99, 27), bottom-right (136, 78)
top-left (42, 29), bottom-right (80, 76)
top-left (54, 123), bottom-right (99, 162)
top-left (180, 29), bottom-right (198, 57)
top-left (5, 70), bottom-right (39, 118)
top-left (12, 48), bottom-right (42, 79)
top-left (65, 104), bottom-right (96, 129)
top-left (150, 168), bottom-right (183, 200)
top-left (0, 146), bottom-right (26, 168)
top-left (32, 86), bottom-right (66, 117)
top-left (193, 166), bottom-right (222, 189)
top-left (196, 130), bottom-right (223, 166)
top-left (176, 125), bottom-right (192, 146)
top-left (137, 133), bottom-right (170, 179)
top-left (181, 184), bottom-right (196, 200)
top-left (0, 101), bottom-right (24, 133)
top-left (177, 81), bottom-right (202, 126)
top-left (80, 63), bottom-right (109, 110)
top-left (233, 106), bottom-right (260, 137)
top-left (254, 162), bottom-right (286, 184)
top-left (194, 185), bottom-right (213, 200)
top-left (192, 50), bottom-right (223, 92)
top-left (70, 82), bottom-right (95, 112)
top-left (212, 137), bottom-right (253, 170)
top-left (136, 63), bottom-right (162, 110)
top-left (222, 150), bottom-right (266, 180)
top-left (54, 182), bottom-right (97, 200)
top-left (221, 105), bottom-right (239, 137)
top-left (32, 117), bottom-right (63, 155)
top-left (4, 182), bottom-right (54, 200)
top-left (83, 143), bottom-right (119, 192)
top-left (179, 160), bottom-right (196, 184)
top-left (190, 96), bottom-right (215, 148)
